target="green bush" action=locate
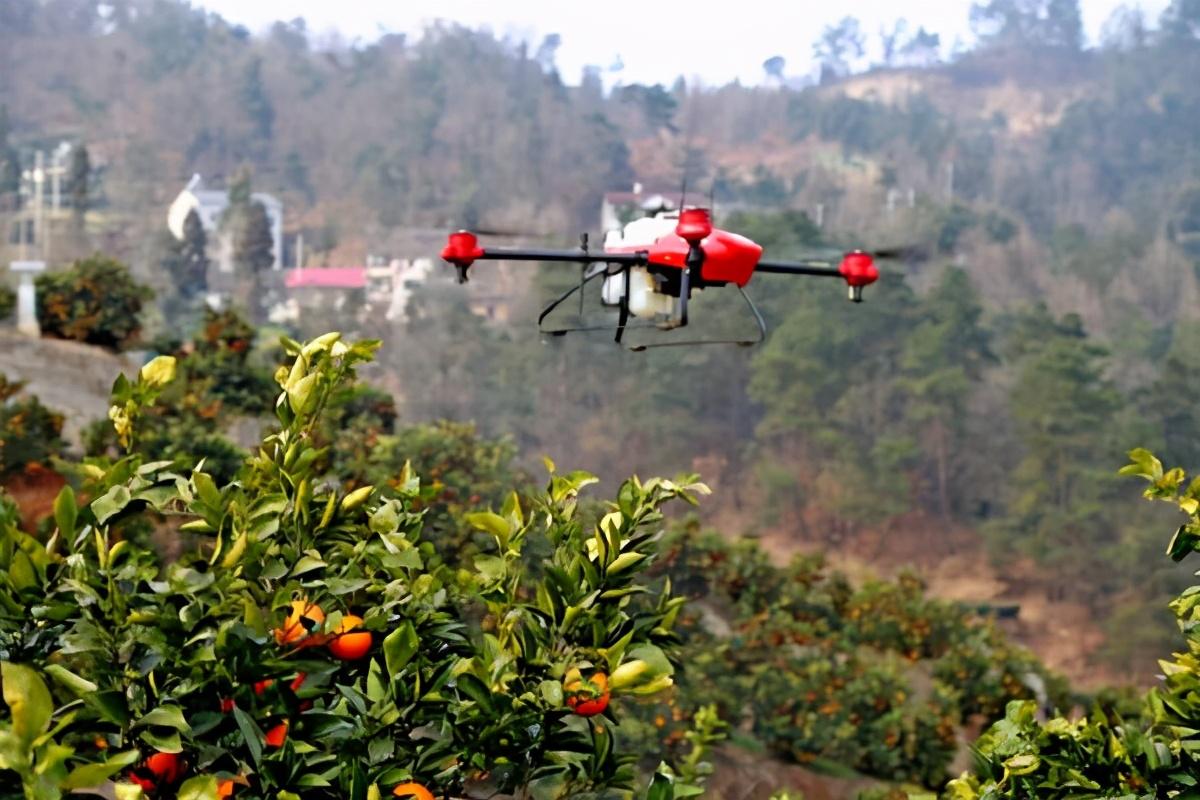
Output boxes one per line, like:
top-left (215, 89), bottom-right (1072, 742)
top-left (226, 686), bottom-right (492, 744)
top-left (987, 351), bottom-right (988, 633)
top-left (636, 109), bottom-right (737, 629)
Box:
top-left (946, 448), bottom-right (1200, 798)
top-left (0, 333), bottom-right (718, 800)
top-left (632, 527), bottom-right (1063, 790)
top-left (0, 284), bottom-right (14, 322)
top-left (0, 375), bottom-right (65, 478)
top-left (35, 254), bottom-right (153, 349)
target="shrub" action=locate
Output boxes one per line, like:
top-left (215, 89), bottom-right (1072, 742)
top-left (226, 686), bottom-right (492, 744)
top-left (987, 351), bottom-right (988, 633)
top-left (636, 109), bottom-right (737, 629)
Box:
top-left (0, 333), bottom-right (718, 800)
top-left (0, 375), bottom-right (65, 478)
top-left (946, 448), bottom-right (1200, 798)
top-left (0, 284), bottom-right (14, 322)
top-left (640, 526), bottom-right (1063, 789)
top-left (35, 255), bottom-right (153, 349)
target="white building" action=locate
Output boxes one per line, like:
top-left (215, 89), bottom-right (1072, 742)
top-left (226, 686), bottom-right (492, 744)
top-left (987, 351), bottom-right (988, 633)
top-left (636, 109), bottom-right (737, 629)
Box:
top-left (167, 174), bottom-right (283, 272)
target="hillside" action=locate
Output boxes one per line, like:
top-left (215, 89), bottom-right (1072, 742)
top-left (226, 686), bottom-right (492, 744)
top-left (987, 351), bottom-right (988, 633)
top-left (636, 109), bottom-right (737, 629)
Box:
top-left (4, 0), bottom-right (1200, 689)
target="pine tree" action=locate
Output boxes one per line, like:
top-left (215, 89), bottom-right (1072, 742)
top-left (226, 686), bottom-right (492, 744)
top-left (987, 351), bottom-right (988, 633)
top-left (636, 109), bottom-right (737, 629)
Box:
top-left (180, 208), bottom-right (209, 298)
top-left (900, 267), bottom-right (994, 518)
top-left (236, 200), bottom-right (274, 274)
top-left (69, 143), bottom-right (90, 221)
top-left (226, 167), bottom-right (252, 214)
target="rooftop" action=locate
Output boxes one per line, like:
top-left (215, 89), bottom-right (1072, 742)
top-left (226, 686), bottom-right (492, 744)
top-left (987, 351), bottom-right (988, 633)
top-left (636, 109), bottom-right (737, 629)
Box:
top-left (285, 267), bottom-right (367, 289)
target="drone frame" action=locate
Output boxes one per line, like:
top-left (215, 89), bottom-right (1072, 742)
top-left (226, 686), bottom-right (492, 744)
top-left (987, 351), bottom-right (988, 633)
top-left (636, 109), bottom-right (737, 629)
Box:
top-left (441, 208), bottom-right (879, 351)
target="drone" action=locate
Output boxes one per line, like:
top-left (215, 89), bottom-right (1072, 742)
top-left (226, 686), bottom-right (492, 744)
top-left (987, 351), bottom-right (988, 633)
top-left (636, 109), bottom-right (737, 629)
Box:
top-left (441, 206), bottom-right (881, 351)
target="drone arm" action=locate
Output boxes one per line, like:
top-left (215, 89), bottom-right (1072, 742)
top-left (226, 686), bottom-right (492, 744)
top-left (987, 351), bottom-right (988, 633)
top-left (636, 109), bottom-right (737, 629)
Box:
top-left (756, 252), bottom-right (879, 302)
top-left (754, 259), bottom-right (840, 277)
top-left (442, 231), bottom-right (649, 282)
top-left (473, 248), bottom-right (647, 266)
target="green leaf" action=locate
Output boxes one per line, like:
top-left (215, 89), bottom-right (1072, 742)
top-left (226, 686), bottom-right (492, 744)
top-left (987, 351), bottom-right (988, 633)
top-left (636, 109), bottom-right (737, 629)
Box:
top-left (53, 486), bottom-right (77, 536)
top-left (1121, 448), bottom-right (1163, 480)
top-left (43, 664), bottom-right (98, 696)
top-left (85, 691), bottom-right (130, 725)
top-left (193, 471), bottom-right (220, 510)
top-left (232, 706), bottom-right (264, 766)
top-left (138, 728), bottom-right (181, 752)
top-left (474, 555), bottom-right (506, 584)
top-left (177, 775), bottom-right (219, 800)
top-left (539, 680), bottom-right (563, 706)
top-left (135, 705), bottom-right (190, 731)
top-left (287, 373), bottom-right (319, 415)
top-left (290, 555), bottom-right (327, 577)
top-left (64, 750), bottom-right (140, 789)
top-left (1004, 753), bottom-right (1040, 775)
top-left (1, 662), bottom-right (53, 745)
top-left (1168, 525), bottom-right (1200, 563)
top-left (91, 485), bottom-right (132, 525)
top-left (646, 771), bottom-right (674, 800)
top-left (383, 621), bottom-right (419, 677)
top-left (466, 512), bottom-right (511, 541)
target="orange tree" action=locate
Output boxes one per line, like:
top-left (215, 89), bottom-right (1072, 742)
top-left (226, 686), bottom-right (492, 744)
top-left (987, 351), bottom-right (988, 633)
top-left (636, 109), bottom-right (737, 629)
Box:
top-left (0, 333), bottom-right (718, 800)
top-left (35, 255), bottom-right (153, 350)
top-left (0, 375), bottom-right (65, 479)
top-left (944, 448), bottom-right (1200, 798)
top-left (633, 526), bottom-right (1064, 789)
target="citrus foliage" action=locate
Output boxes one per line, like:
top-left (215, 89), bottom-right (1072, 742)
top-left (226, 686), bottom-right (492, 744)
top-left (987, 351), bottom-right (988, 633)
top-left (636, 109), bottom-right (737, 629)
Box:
top-left (0, 332), bottom-right (714, 800)
top-left (34, 256), bottom-right (153, 350)
top-left (945, 448), bottom-right (1200, 798)
top-left (84, 310), bottom-right (273, 484)
top-left (0, 375), bottom-right (65, 479)
top-left (633, 528), bottom-right (1063, 789)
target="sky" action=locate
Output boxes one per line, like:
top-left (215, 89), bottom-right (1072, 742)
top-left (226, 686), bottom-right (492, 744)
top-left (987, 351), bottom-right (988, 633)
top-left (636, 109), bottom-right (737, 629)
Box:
top-left (194, 0), bottom-right (1170, 86)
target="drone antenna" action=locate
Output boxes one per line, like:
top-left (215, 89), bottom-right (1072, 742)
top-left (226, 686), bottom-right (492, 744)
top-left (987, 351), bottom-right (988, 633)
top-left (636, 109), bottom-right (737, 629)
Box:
top-left (678, 177), bottom-right (687, 213)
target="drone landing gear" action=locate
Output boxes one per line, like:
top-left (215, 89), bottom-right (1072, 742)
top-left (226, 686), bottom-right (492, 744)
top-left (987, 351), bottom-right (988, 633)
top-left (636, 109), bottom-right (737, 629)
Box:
top-left (536, 262), bottom-right (767, 351)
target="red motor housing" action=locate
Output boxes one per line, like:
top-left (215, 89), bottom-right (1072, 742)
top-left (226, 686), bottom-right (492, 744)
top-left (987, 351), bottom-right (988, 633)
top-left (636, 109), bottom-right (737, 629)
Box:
top-left (442, 231), bottom-right (484, 268)
top-left (675, 208), bottom-right (713, 243)
top-left (839, 251), bottom-right (878, 287)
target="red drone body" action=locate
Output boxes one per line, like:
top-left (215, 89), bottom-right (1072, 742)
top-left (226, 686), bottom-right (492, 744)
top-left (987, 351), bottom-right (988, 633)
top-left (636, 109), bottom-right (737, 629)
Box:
top-left (441, 207), bottom-right (881, 349)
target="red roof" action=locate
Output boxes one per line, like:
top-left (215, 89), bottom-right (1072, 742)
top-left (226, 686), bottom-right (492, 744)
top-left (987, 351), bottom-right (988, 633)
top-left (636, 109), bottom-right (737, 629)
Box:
top-left (285, 267), bottom-right (367, 289)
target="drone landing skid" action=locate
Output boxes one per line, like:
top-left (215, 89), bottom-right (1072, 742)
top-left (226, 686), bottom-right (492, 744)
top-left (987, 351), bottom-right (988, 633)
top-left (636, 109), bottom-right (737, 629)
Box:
top-left (537, 265), bottom-right (766, 351)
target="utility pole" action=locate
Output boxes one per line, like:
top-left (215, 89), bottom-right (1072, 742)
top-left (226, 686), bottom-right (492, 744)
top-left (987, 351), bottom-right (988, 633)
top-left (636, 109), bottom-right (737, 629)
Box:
top-left (48, 143), bottom-right (70, 212)
top-left (33, 150), bottom-right (45, 261)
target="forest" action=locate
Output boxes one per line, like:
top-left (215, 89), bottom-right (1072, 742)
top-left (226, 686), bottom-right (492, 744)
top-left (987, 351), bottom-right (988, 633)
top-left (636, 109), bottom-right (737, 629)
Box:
top-left (3, 0), bottom-right (1200, 796)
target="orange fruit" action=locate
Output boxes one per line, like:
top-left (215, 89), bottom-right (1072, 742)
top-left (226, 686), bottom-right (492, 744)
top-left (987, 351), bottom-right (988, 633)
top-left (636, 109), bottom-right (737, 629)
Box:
top-left (217, 779), bottom-right (235, 798)
top-left (264, 721), bottom-right (288, 748)
top-left (144, 751), bottom-right (185, 785)
top-left (327, 614), bottom-right (372, 660)
top-left (273, 600), bottom-right (325, 646)
top-left (564, 670), bottom-right (610, 717)
top-left (392, 782), bottom-right (435, 800)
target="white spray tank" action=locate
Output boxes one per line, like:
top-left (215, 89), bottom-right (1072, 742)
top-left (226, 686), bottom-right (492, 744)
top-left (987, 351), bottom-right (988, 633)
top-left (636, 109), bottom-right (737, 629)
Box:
top-left (601, 214), bottom-right (677, 317)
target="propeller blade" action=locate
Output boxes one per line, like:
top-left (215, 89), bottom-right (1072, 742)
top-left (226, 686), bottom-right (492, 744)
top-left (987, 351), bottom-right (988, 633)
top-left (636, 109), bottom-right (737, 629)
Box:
top-left (869, 244), bottom-right (928, 261)
top-left (470, 227), bottom-right (541, 238)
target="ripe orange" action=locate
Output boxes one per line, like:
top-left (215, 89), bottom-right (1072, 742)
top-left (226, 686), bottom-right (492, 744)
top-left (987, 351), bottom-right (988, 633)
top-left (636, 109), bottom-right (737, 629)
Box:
top-left (392, 782), bottom-right (435, 800)
top-left (273, 600), bottom-right (325, 646)
top-left (327, 614), bottom-right (372, 660)
top-left (264, 721), bottom-right (288, 748)
top-left (144, 751), bottom-right (185, 784)
top-left (564, 670), bottom-right (610, 717)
